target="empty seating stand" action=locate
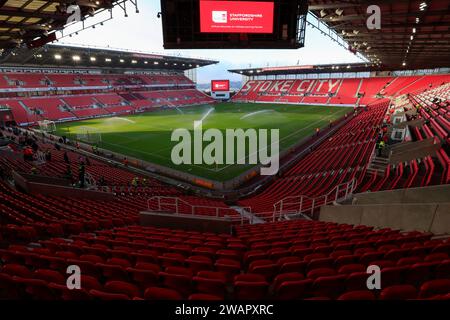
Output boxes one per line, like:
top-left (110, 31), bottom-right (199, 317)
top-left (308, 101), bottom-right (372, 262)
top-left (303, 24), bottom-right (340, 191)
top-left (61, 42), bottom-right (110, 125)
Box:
top-left (1, 219), bottom-right (449, 300)
top-left (0, 70), bottom-right (449, 301)
top-left (0, 72), bottom-right (210, 125)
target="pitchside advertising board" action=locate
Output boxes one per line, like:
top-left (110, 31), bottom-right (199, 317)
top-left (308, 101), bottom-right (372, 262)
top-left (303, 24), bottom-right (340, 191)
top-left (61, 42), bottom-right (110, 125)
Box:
top-left (200, 0), bottom-right (274, 34)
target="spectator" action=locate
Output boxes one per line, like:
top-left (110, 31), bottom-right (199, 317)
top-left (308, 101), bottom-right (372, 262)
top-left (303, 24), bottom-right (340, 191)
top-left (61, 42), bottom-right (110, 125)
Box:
top-left (78, 162), bottom-right (86, 188)
top-left (63, 151), bottom-right (70, 163)
top-left (31, 141), bottom-right (39, 152)
top-left (98, 176), bottom-right (106, 186)
top-left (65, 165), bottom-right (73, 181)
top-left (315, 127), bottom-right (320, 136)
top-left (45, 150), bottom-right (52, 162)
top-left (54, 143), bottom-right (61, 151)
top-left (123, 157), bottom-right (129, 167)
top-left (31, 167), bottom-right (38, 175)
top-left (379, 140), bottom-right (386, 156)
top-left (131, 177), bottom-right (139, 188)
top-left (376, 141), bottom-right (382, 156)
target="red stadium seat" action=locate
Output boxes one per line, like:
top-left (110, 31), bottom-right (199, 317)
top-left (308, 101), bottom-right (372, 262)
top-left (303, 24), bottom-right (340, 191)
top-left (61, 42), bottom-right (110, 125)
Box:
top-left (1, 264), bottom-right (32, 278)
top-left (34, 269), bottom-right (65, 285)
top-left (312, 275), bottom-right (347, 299)
top-left (104, 281), bottom-right (141, 298)
top-left (272, 272), bottom-right (305, 291)
top-left (188, 293), bottom-right (222, 300)
top-left (306, 267), bottom-right (336, 279)
top-left (338, 290), bottom-right (376, 300)
top-left (159, 272), bottom-right (192, 297)
top-left (248, 259), bottom-right (278, 280)
top-left (234, 281), bottom-right (268, 300)
top-left (48, 283), bottom-right (92, 300)
top-left (193, 276), bottom-right (227, 298)
top-left (275, 279), bottom-right (313, 300)
top-left (186, 255), bottom-right (213, 273)
top-left (144, 287), bottom-right (183, 300)
top-left (434, 260), bottom-right (450, 279)
top-left (380, 285), bottom-right (418, 300)
top-left (89, 289), bottom-right (129, 300)
top-left (80, 275), bottom-right (103, 291)
top-left (338, 264), bottom-right (366, 274)
top-left (419, 279), bottom-right (450, 298)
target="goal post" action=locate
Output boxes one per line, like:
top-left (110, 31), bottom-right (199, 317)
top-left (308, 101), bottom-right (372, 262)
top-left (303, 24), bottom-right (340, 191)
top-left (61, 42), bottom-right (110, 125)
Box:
top-left (37, 120), bottom-right (56, 133)
top-left (76, 126), bottom-right (102, 144)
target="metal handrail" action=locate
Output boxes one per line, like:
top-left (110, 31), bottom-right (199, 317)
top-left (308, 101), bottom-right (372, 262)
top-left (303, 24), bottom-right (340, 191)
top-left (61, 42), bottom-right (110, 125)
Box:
top-left (147, 196), bottom-right (252, 225)
top-left (272, 178), bottom-right (357, 221)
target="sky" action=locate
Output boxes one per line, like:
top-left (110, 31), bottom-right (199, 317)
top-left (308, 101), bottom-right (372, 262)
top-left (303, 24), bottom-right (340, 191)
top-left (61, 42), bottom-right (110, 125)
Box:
top-left (59, 1), bottom-right (363, 84)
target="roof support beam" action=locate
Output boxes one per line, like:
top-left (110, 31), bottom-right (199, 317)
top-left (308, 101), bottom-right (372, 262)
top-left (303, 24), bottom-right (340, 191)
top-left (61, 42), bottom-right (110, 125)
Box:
top-left (332, 21), bottom-right (450, 30)
top-left (308, 4), bottom-right (358, 10)
top-left (0, 7), bottom-right (67, 20)
top-left (321, 9), bottom-right (450, 22)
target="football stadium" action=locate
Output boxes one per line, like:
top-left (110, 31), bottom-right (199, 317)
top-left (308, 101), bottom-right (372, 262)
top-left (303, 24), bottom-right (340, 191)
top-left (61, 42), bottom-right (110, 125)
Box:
top-left (0, 0), bottom-right (449, 311)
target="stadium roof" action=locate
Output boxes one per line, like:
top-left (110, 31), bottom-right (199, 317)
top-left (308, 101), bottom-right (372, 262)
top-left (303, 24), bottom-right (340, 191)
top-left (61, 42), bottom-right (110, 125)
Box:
top-left (308, 0), bottom-right (450, 69)
top-left (0, 0), bottom-right (123, 49)
top-left (229, 62), bottom-right (399, 77)
top-left (0, 44), bottom-right (218, 71)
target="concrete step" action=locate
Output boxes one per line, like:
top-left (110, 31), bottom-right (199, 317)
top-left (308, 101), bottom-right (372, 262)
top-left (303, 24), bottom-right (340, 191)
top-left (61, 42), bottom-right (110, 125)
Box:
top-left (372, 157), bottom-right (389, 164)
top-left (231, 206), bottom-right (265, 224)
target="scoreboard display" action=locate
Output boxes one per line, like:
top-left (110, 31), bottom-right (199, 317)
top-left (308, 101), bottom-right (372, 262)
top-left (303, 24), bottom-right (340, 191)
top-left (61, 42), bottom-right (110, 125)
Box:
top-left (211, 80), bottom-right (231, 100)
top-left (200, 1), bottom-right (275, 34)
top-left (160, 0), bottom-right (308, 49)
top-left (211, 80), bottom-right (230, 91)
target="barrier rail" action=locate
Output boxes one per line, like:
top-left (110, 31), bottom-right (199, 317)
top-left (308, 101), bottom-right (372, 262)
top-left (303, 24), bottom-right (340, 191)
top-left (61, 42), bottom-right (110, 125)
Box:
top-left (272, 179), bottom-right (357, 221)
top-left (147, 196), bottom-right (252, 225)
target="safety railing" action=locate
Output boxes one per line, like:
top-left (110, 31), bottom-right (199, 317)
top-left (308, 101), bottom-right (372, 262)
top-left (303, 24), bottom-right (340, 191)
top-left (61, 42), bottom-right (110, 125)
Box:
top-left (147, 196), bottom-right (252, 225)
top-left (272, 179), bottom-right (358, 221)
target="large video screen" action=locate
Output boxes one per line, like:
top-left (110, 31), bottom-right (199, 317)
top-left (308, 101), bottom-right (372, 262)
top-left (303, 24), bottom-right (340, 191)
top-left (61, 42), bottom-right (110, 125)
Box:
top-left (211, 80), bottom-right (230, 91)
top-left (200, 1), bottom-right (274, 34)
top-left (160, 0), bottom-right (308, 49)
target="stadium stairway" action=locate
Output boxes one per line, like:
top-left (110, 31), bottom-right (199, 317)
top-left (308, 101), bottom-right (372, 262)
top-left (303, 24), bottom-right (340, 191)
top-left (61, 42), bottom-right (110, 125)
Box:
top-left (230, 206), bottom-right (265, 225)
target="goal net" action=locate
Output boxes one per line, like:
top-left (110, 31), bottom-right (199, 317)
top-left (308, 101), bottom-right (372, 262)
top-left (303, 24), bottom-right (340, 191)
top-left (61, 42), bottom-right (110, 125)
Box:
top-left (38, 120), bottom-right (56, 133)
top-left (76, 126), bottom-right (102, 144)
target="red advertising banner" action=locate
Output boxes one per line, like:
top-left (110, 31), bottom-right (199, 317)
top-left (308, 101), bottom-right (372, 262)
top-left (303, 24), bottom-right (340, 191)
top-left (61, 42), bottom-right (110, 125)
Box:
top-left (211, 80), bottom-right (230, 91)
top-left (200, 1), bottom-right (274, 34)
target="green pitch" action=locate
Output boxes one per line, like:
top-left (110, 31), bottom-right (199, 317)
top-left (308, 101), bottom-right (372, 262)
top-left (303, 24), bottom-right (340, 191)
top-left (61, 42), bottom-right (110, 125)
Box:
top-left (56, 103), bottom-right (349, 181)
